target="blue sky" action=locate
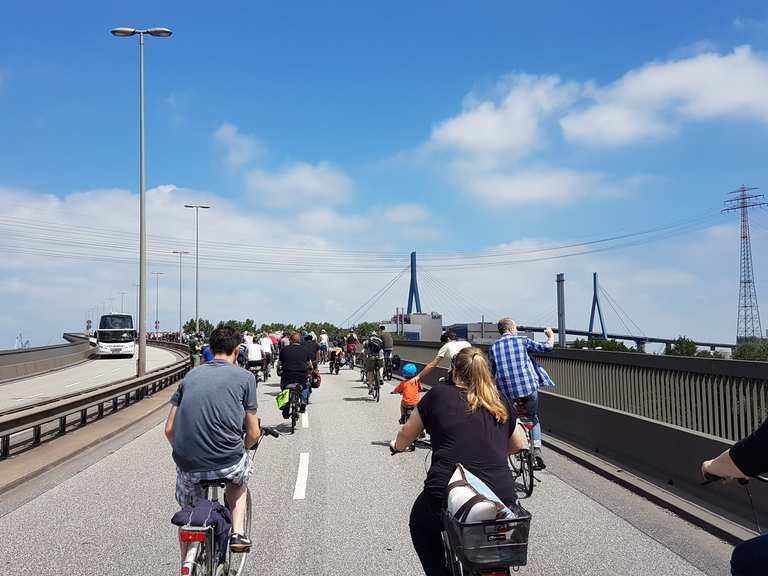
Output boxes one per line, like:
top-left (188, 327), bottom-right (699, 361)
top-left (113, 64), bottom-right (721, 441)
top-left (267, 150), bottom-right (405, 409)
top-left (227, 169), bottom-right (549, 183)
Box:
top-left (4, 1), bottom-right (768, 346)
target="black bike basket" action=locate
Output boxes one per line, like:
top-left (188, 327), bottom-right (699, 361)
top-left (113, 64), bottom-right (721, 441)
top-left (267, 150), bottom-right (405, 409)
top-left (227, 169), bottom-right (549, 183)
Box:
top-left (442, 504), bottom-right (531, 569)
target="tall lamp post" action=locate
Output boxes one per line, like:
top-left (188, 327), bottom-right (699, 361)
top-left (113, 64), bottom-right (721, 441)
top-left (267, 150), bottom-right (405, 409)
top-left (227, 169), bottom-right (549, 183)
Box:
top-left (120, 291), bottom-right (127, 313)
top-left (152, 271), bottom-right (164, 333)
top-left (184, 204), bottom-right (210, 336)
top-left (172, 250), bottom-right (190, 337)
top-left (110, 26), bottom-right (173, 376)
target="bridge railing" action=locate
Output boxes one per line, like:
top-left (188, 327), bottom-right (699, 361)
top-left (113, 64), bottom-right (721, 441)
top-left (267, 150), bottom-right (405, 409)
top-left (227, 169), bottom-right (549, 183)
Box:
top-left (535, 348), bottom-right (768, 442)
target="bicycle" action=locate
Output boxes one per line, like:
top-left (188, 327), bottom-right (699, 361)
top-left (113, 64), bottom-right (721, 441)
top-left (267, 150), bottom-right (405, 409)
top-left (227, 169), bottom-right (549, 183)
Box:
top-left (285, 382), bottom-right (305, 434)
top-left (178, 426), bottom-right (280, 576)
top-left (328, 351), bottom-right (342, 375)
top-left (703, 471), bottom-right (768, 533)
top-left (390, 444), bottom-right (531, 575)
top-left (370, 361), bottom-right (382, 402)
top-left (383, 352), bottom-right (393, 381)
top-left (508, 397), bottom-right (536, 498)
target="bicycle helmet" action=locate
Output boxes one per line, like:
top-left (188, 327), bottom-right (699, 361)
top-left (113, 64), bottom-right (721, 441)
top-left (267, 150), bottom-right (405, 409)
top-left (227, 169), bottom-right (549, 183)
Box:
top-left (402, 363), bottom-right (417, 378)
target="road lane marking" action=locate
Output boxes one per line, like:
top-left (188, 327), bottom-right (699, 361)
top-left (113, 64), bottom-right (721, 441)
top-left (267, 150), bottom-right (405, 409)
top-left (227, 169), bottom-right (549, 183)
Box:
top-left (301, 413), bottom-right (309, 428)
top-left (64, 383), bottom-right (78, 388)
top-left (293, 452), bottom-right (310, 500)
top-left (14, 393), bottom-right (45, 402)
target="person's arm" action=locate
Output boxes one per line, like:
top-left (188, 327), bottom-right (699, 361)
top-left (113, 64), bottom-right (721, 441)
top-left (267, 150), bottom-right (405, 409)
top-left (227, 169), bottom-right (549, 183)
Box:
top-left (488, 347), bottom-right (497, 376)
top-left (526, 328), bottom-right (555, 353)
top-left (508, 423), bottom-right (528, 455)
top-left (392, 381), bottom-right (405, 394)
top-left (704, 416), bottom-right (768, 479)
top-left (164, 406), bottom-right (177, 444)
top-left (702, 449), bottom-right (746, 480)
top-left (392, 407), bottom-right (425, 450)
top-left (414, 346), bottom-right (448, 381)
top-left (244, 410), bottom-right (261, 449)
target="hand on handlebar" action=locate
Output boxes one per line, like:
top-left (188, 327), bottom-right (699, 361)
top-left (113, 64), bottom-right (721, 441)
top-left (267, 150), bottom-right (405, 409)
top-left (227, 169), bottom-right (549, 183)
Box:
top-left (389, 440), bottom-right (406, 455)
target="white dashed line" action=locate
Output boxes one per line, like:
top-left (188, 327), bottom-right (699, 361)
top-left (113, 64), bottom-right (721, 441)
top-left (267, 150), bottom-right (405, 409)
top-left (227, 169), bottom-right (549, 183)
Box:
top-left (301, 413), bottom-right (309, 429)
top-left (14, 393), bottom-right (45, 402)
top-left (293, 452), bottom-right (310, 500)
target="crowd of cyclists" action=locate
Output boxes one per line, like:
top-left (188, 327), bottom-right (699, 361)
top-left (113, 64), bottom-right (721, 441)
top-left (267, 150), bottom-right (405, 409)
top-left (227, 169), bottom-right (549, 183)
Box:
top-left (165, 317), bottom-right (766, 576)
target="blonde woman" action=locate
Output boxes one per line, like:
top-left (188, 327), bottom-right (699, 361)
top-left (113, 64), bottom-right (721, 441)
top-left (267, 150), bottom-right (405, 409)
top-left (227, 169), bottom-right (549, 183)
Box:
top-left (390, 347), bottom-right (527, 576)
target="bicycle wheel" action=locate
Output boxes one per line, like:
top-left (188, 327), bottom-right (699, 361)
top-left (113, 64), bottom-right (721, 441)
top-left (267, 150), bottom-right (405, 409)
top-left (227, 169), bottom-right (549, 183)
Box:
top-left (441, 531), bottom-right (461, 576)
top-left (290, 393), bottom-right (299, 434)
top-left (227, 489), bottom-right (252, 576)
top-left (520, 449), bottom-right (535, 497)
top-left (373, 372), bottom-right (381, 402)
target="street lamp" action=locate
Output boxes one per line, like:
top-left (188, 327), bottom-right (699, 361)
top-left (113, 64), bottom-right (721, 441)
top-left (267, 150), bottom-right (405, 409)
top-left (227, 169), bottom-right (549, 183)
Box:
top-left (111, 25), bottom-right (172, 376)
top-left (184, 204), bottom-right (210, 336)
top-left (152, 271), bottom-right (164, 333)
top-left (172, 250), bottom-right (190, 337)
top-left (120, 291), bottom-right (127, 313)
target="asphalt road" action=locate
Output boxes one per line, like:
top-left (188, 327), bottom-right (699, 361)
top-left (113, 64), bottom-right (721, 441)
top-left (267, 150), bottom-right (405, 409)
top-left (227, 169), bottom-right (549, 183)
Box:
top-left (0, 365), bottom-right (733, 575)
top-left (0, 346), bottom-right (178, 412)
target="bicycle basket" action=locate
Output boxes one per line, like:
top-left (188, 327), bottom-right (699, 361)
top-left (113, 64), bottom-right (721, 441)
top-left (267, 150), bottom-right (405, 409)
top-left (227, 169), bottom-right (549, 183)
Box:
top-left (442, 504), bottom-right (531, 569)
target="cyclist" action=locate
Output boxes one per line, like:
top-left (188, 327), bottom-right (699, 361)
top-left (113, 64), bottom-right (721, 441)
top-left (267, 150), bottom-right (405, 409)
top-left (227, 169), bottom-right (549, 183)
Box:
top-left (245, 333), bottom-right (263, 376)
top-left (346, 332), bottom-right (359, 367)
top-left (164, 327), bottom-right (260, 553)
top-left (390, 347), bottom-right (526, 576)
top-left (319, 330), bottom-right (329, 363)
top-left (364, 331), bottom-right (385, 394)
top-left (488, 318), bottom-right (554, 470)
top-left (258, 332), bottom-right (274, 378)
top-left (409, 331), bottom-right (470, 385)
top-left (279, 332), bottom-right (291, 351)
top-left (392, 362), bottom-right (422, 424)
top-left (279, 332), bottom-right (313, 417)
top-left (702, 416), bottom-right (768, 576)
top-left (379, 324), bottom-right (394, 376)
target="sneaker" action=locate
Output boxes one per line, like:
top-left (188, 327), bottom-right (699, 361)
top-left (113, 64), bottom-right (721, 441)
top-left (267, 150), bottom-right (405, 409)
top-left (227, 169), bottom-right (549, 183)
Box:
top-left (281, 408), bottom-right (289, 420)
top-left (299, 403), bottom-right (306, 413)
top-left (533, 447), bottom-right (546, 470)
top-left (230, 533), bottom-right (252, 553)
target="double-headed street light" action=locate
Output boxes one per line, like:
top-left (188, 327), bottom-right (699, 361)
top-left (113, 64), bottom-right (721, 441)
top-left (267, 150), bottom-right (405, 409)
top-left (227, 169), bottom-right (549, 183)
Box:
top-left (184, 204), bottom-right (210, 336)
top-left (111, 26), bottom-right (172, 376)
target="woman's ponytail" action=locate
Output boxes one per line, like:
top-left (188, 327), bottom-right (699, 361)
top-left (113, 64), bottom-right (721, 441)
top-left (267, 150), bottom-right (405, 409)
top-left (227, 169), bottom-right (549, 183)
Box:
top-left (452, 347), bottom-right (508, 423)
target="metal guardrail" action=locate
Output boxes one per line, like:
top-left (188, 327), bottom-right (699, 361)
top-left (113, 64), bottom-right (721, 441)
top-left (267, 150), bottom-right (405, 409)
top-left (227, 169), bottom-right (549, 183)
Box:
top-left (0, 341), bottom-right (190, 459)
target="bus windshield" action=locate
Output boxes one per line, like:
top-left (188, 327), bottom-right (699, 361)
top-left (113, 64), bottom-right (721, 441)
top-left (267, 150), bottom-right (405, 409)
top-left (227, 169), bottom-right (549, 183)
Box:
top-left (99, 315), bottom-right (134, 330)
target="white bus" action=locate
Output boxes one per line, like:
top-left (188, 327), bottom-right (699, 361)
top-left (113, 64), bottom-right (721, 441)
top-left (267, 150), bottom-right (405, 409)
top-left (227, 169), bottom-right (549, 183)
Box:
top-left (95, 314), bottom-right (136, 358)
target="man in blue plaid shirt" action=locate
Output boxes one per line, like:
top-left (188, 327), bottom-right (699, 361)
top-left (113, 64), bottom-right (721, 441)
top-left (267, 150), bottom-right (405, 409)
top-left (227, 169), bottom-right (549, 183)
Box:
top-left (488, 317), bottom-right (555, 470)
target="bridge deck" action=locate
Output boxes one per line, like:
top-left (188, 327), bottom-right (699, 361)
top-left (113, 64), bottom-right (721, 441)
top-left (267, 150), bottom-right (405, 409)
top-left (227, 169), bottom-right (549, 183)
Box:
top-left (0, 346), bottom-right (178, 412)
top-left (0, 368), bottom-right (732, 575)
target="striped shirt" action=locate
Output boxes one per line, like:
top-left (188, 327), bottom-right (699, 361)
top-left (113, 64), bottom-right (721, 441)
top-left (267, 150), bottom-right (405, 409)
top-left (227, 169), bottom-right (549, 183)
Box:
top-left (488, 333), bottom-right (554, 400)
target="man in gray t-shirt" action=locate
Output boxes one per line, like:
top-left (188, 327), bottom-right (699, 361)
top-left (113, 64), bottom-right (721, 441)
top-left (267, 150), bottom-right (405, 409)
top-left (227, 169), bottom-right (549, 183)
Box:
top-left (165, 327), bottom-right (260, 553)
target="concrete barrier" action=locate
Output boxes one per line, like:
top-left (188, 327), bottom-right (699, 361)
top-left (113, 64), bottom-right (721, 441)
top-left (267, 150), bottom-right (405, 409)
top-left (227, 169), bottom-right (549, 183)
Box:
top-left (0, 334), bottom-right (94, 383)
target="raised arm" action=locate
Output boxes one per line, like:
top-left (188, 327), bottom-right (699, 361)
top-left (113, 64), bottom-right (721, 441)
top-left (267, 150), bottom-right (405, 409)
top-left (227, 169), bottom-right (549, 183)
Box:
top-left (526, 327), bottom-right (555, 353)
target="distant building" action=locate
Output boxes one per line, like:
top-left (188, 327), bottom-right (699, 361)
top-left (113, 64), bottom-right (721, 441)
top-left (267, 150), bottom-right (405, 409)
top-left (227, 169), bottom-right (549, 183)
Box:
top-left (387, 311), bottom-right (443, 341)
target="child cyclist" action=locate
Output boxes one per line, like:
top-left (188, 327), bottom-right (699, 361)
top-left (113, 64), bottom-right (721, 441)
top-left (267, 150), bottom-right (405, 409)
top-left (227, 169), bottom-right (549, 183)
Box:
top-left (392, 363), bottom-right (423, 424)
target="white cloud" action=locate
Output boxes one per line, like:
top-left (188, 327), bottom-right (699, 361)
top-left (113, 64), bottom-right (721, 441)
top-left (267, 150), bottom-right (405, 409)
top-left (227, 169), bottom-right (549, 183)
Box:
top-left (561, 46), bottom-right (768, 146)
top-left (429, 74), bottom-right (576, 161)
top-left (213, 122), bottom-right (264, 170)
top-left (383, 203), bottom-right (430, 224)
top-left (457, 169), bottom-right (609, 206)
top-left (245, 161), bottom-right (353, 208)
top-left (297, 208), bottom-right (369, 234)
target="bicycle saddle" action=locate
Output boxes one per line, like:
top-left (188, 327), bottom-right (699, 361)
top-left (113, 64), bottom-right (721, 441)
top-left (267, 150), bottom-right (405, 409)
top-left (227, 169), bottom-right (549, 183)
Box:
top-left (198, 478), bottom-right (228, 488)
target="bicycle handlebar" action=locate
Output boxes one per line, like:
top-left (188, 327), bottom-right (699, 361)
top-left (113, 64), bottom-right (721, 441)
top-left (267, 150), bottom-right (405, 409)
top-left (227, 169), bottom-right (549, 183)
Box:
top-left (702, 471), bottom-right (768, 485)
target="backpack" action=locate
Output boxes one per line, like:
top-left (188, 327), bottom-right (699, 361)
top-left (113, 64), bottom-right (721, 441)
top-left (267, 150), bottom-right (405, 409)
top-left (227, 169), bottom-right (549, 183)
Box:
top-left (368, 335), bottom-right (384, 354)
